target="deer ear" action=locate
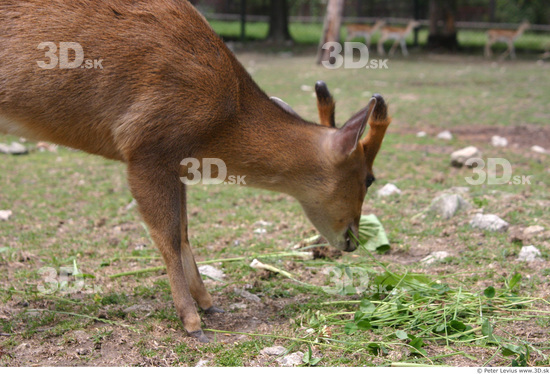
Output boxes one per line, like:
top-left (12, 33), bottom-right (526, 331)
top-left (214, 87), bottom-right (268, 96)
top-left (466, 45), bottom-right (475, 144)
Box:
top-left (331, 97), bottom-right (376, 157)
top-left (270, 97), bottom-right (301, 118)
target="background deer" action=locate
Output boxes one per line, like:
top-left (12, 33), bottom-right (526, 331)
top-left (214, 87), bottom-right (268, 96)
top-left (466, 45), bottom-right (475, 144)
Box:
top-left (485, 21), bottom-right (530, 60)
top-left (0, 0), bottom-right (390, 342)
top-left (345, 19), bottom-right (386, 48)
top-left (377, 20), bottom-right (420, 56)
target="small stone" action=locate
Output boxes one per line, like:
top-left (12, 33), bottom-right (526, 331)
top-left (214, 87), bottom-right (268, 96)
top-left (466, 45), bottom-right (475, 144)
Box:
top-left (195, 359), bottom-right (210, 367)
top-left (437, 130), bottom-right (453, 140)
top-left (254, 220), bottom-right (272, 227)
top-left (76, 348), bottom-right (90, 356)
top-left (198, 265), bottom-right (225, 280)
top-left (300, 85), bottom-right (313, 92)
top-left (523, 225), bottom-right (545, 238)
top-left (277, 352), bottom-right (305, 367)
top-left (260, 346), bottom-right (287, 356)
top-left (430, 194), bottom-right (470, 219)
top-left (377, 183), bottom-right (401, 197)
top-left (470, 213), bottom-right (509, 232)
top-left (531, 145), bottom-right (548, 154)
top-left (0, 142), bottom-right (28, 155)
top-left (518, 245), bottom-right (542, 262)
top-left (234, 287), bottom-right (261, 303)
top-left (123, 304), bottom-right (153, 315)
top-left (0, 210), bottom-right (13, 221)
top-left (229, 302), bottom-right (247, 310)
top-left (451, 146), bottom-right (481, 168)
top-left (254, 228), bottom-right (267, 235)
top-left (416, 131), bottom-right (427, 138)
top-left (421, 251), bottom-right (450, 264)
top-left (491, 136), bottom-right (508, 147)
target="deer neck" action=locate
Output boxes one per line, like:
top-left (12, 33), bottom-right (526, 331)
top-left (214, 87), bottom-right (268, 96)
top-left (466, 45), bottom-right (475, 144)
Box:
top-left (515, 24), bottom-right (528, 38)
top-left (372, 21), bottom-right (383, 32)
top-left (404, 23), bottom-right (416, 36)
top-left (195, 78), bottom-right (332, 199)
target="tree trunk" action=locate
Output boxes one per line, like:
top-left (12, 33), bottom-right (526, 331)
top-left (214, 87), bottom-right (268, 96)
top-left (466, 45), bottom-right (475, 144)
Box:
top-left (426, 0), bottom-right (459, 51)
top-left (316, 0), bottom-right (345, 65)
top-left (267, 0), bottom-right (292, 43)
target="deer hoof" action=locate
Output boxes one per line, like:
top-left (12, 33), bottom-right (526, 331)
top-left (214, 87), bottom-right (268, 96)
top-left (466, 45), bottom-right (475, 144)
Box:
top-left (189, 329), bottom-right (210, 343)
top-left (204, 306), bottom-right (225, 314)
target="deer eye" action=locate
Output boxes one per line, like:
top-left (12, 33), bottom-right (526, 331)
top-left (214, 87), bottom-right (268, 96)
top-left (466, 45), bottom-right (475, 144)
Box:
top-left (366, 175), bottom-right (376, 188)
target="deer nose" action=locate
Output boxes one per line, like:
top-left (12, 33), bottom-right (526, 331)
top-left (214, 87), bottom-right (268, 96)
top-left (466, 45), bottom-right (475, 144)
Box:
top-left (343, 226), bottom-right (358, 252)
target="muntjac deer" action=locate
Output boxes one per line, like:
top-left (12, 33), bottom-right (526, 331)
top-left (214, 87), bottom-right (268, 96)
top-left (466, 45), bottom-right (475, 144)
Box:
top-left (346, 19), bottom-right (386, 48)
top-left (0, 0), bottom-right (391, 342)
top-left (377, 20), bottom-right (420, 56)
top-left (485, 21), bottom-right (530, 60)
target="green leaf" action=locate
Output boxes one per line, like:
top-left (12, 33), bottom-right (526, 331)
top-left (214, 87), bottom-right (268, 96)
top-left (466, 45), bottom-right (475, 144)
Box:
top-left (435, 324), bottom-right (446, 333)
top-left (409, 336), bottom-right (424, 349)
top-left (367, 343), bottom-right (386, 355)
top-left (395, 330), bottom-right (408, 340)
top-left (359, 299), bottom-right (376, 314)
top-left (449, 320), bottom-right (467, 332)
top-left (501, 344), bottom-right (523, 356)
top-left (482, 319), bottom-right (498, 343)
top-left (344, 322), bottom-right (358, 334)
top-left (484, 286), bottom-right (496, 298)
top-left (509, 273), bottom-right (522, 289)
top-left (356, 319), bottom-right (372, 330)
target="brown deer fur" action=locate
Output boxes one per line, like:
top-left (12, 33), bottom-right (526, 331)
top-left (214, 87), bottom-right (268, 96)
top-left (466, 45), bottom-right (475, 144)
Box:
top-left (0, 0), bottom-right (391, 342)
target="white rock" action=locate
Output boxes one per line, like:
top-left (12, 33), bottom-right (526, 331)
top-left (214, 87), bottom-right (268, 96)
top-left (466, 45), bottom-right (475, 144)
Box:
top-left (491, 136), bottom-right (508, 147)
top-left (0, 142), bottom-right (28, 155)
top-left (254, 228), bottom-right (267, 235)
top-left (518, 245), bottom-right (542, 262)
top-left (430, 194), bottom-right (470, 219)
top-left (0, 210), bottom-right (13, 221)
top-left (300, 85), bottom-right (313, 92)
top-left (195, 359), bottom-right (210, 367)
top-left (451, 146), bottom-right (481, 167)
top-left (254, 220), bottom-right (272, 227)
top-left (421, 251), bottom-right (450, 264)
top-left (234, 287), bottom-right (261, 303)
top-left (531, 145), bottom-right (547, 154)
top-left (437, 130), bottom-right (453, 140)
top-left (470, 213), bottom-right (509, 232)
top-left (416, 131), bottom-right (427, 138)
top-left (229, 302), bottom-right (247, 310)
top-left (377, 183), bottom-right (402, 197)
top-left (260, 346), bottom-right (287, 356)
top-left (277, 352), bottom-right (305, 367)
top-left (523, 225), bottom-right (545, 237)
top-left (198, 265), bottom-right (225, 280)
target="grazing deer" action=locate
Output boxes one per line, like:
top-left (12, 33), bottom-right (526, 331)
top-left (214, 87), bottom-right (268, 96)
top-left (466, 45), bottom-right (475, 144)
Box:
top-left (0, 0), bottom-right (391, 342)
top-left (377, 20), bottom-right (420, 56)
top-left (346, 19), bottom-right (386, 48)
top-left (485, 21), bottom-right (530, 60)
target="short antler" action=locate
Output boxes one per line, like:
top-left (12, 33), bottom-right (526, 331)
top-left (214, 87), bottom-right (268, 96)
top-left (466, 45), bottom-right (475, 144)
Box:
top-left (361, 93), bottom-right (391, 178)
top-left (315, 81), bottom-right (336, 127)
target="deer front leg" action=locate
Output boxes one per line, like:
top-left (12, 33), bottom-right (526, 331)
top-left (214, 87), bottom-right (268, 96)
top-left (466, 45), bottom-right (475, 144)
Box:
top-left (389, 39), bottom-right (400, 56)
top-left (400, 39), bottom-right (409, 56)
top-left (127, 158), bottom-right (207, 342)
top-left (485, 39), bottom-right (493, 57)
top-left (509, 42), bottom-right (516, 59)
top-left (377, 36), bottom-right (387, 55)
top-left (179, 183), bottom-right (224, 314)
